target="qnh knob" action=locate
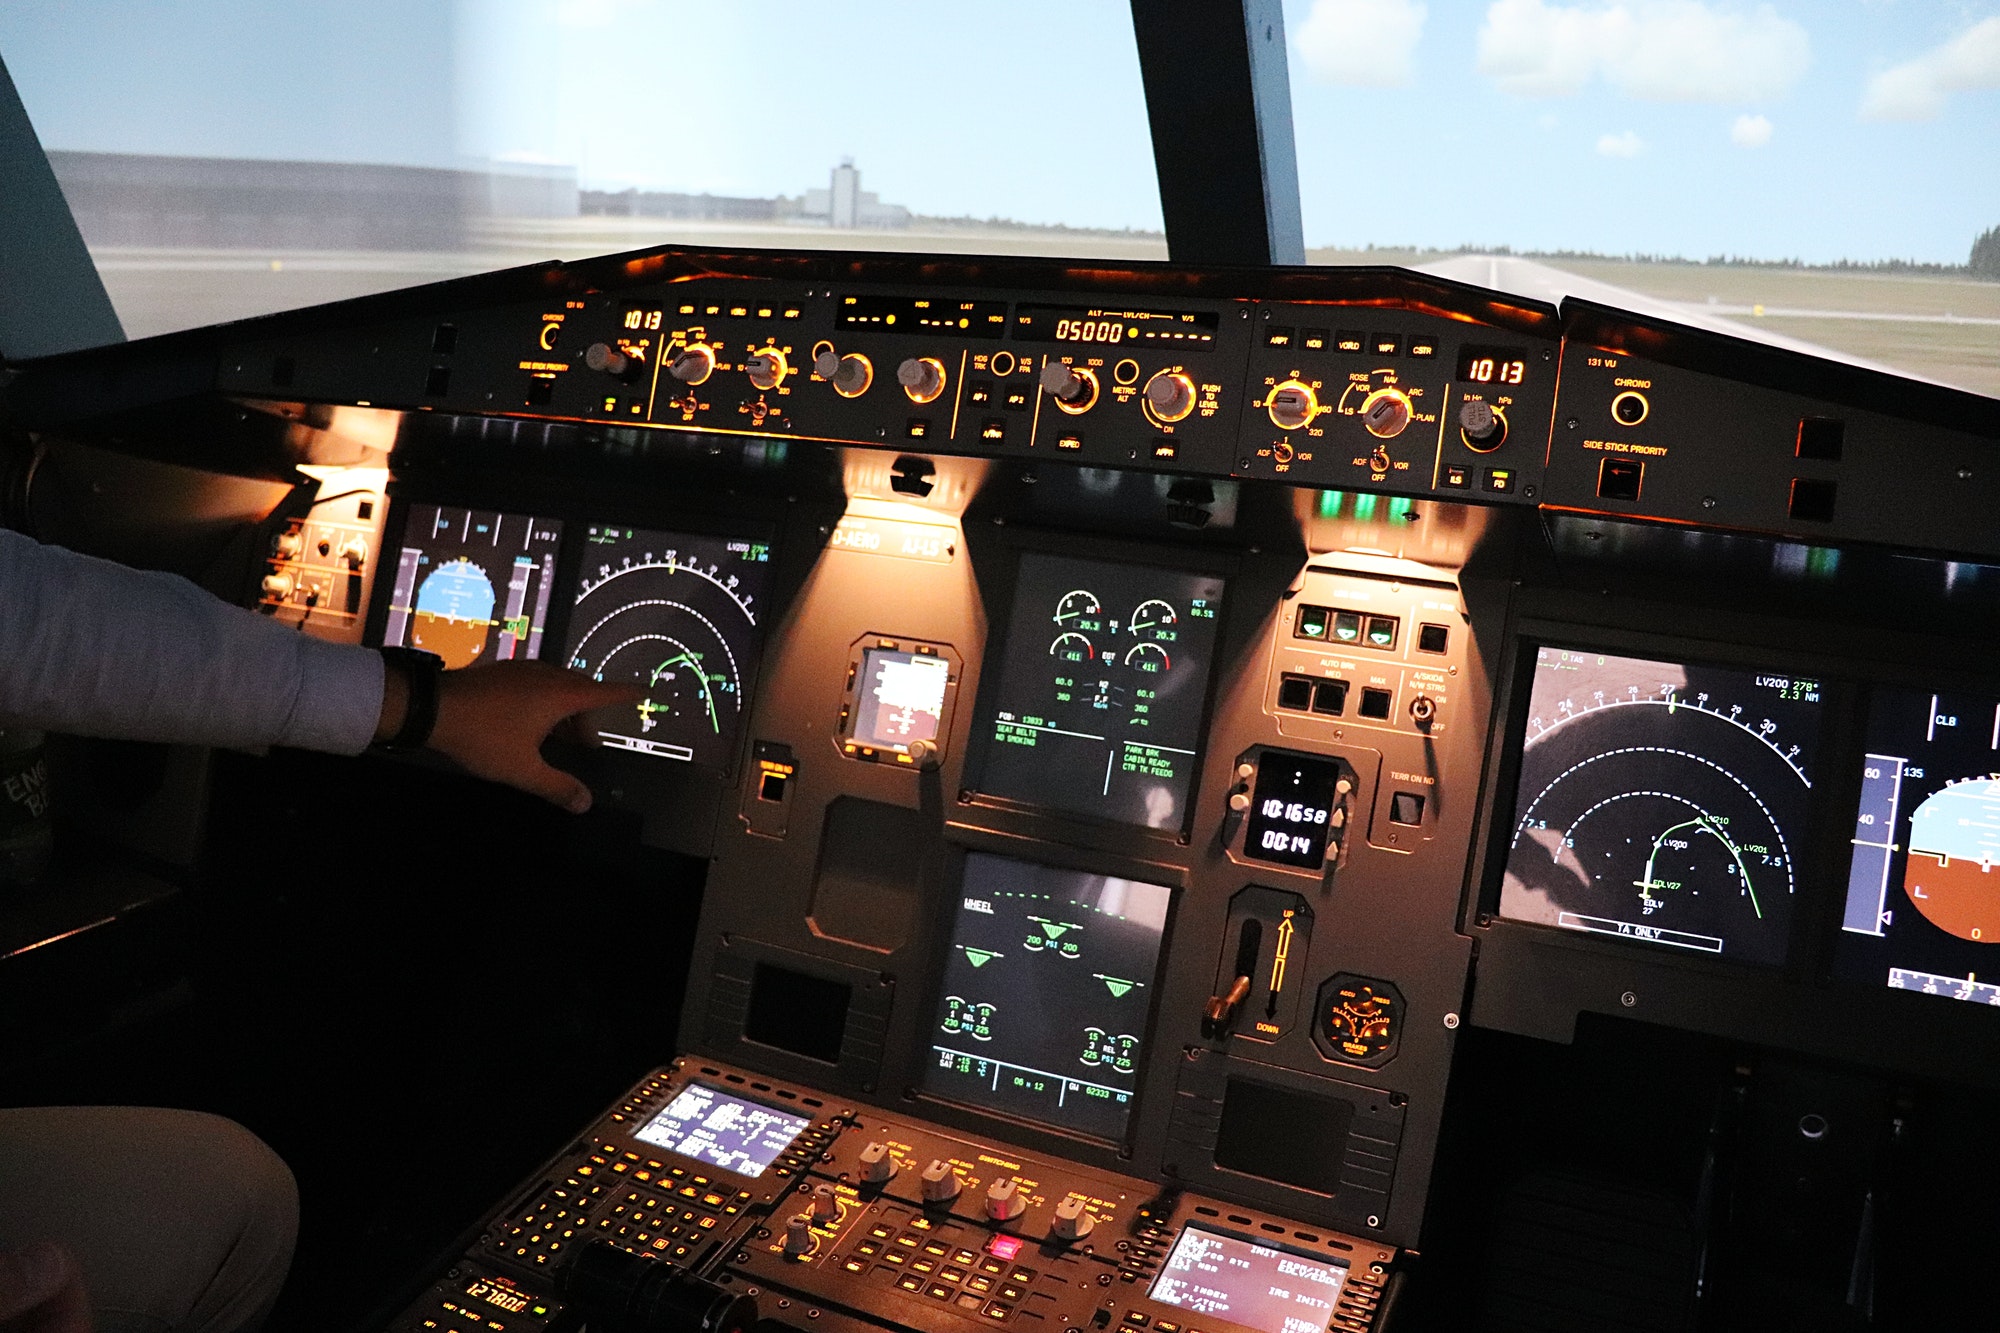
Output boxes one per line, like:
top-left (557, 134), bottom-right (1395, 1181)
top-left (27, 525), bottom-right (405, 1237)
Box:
top-left (271, 531), bottom-right (303, 560)
top-left (669, 343), bottom-right (715, 385)
top-left (985, 1178), bottom-right (1027, 1223)
top-left (858, 1141), bottom-right (897, 1185)
top-left (1267, 381), bottom-right (1317, 431)
top-left (783, 1214), bottom-right (815, 1258)
top-left (1459, 399), bottom-right (1505, 450)
top-left (1143, 371), bottom-right (1196, 423)
top-left (584, 342), bottom-right (632, 378)
top-left (260, 572), bottom-right (295, 599)
top-left (1361, 387), bottom-right (1414, 439)
top-left (816, 349), bottom-right (874, 398)
top-left (897, 357), bottom-right (947, 405)
top-left (1039, 362), bottom-right (1099, 412)
top-left (810, 1184), bottom-right (840, 1223)
top-left (745, 347), bottom-right (789, 391)
top-left (919, 1159), bottom-right (962, 1205)
top-left (1052, 1196), bottom-right (1094, 1241)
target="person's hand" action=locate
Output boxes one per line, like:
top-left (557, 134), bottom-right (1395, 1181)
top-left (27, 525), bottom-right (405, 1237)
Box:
top-left (0, 1243), bottom-right (91, 1333)
top-left (421, 662), bottom-right (644, 813)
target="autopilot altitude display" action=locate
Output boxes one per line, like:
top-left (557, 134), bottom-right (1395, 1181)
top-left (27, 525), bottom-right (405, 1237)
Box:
top-left (1499, 647), bottom-right (1821, 965)
top-left (563, 524), bottom-right (772, 767)
top-left (1837, 686), bottom-right (2000, 1006)
top-left (382, 505), bottom-right (562, 668)
top-left (977, 553), bottom-right (1225, 831)
top-left (924, 852), bottom-right (1173, 1141)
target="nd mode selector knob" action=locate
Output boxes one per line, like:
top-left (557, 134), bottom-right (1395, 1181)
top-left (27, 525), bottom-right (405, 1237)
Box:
top-left (1362, 387), bottom-right (1414, 438)
top-left (1143, 371), bottom-right (1196, 423)
top-left (897, 357), bottom-right (946, 404)
top-left (669, 344), bottom-right (715, 384)
top-left (815, 349), bottom-right (874, 398)
top-left (745, 347), bottom-right (788, 391)
top-left (1040, 361), bottom-right (1099, 413)
top-left (1267, 380), bottom-right (1317, 431)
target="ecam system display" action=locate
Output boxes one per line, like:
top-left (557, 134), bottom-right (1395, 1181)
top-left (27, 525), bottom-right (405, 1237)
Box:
top-left (1498, 646), bottom-right (1822, 966)
top-left (923, 852), bottom-right (1173, 1141)
top-left (1837, 685), bottom-right (2000, 1005)
top-left (975, 551), bottom-right (1225, 831)
top-left (382, 504), bottom-right (562, 668)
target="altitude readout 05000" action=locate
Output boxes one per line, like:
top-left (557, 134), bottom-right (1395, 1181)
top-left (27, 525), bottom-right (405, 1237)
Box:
top-left (1257, 798), bottom-right (1329, 857)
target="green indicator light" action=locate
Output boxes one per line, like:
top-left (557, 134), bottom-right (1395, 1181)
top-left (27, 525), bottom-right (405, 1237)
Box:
top-left (1354, 493), bottom-right (1379, 521)
top-left (1298, 606), bottom-right (1329, 639)
top-left (1318, 490), bottom-right (1345, 517)
top-left (1334, 612), bottom-right (1363, 643)
top-left (1807, 547), bottom-right (1841, 579)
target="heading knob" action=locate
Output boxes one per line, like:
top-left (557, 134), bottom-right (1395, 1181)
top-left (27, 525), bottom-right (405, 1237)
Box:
top-left (1361, 387), bottom-right (1413, 439)
top-left (897, 357), bottom-right (946, 405)
top-left (1039, 361), bottom-right (1099, 412)
top-left (985, 1178), bottom-right (1027, 1223)
top-left (816, 349), bottom-right (874, 398)
top-left (745, 347), bottom-right (788, 391)
top-left (1051, 1195), bottom-right (1094, 1241)
top-left (1144, 371), bottom-right (1196, 423)
top-left (919, 1158), bottom-right (962, 1204)
top-left (858, 1141), bottom-right (897, 1185)
top-left (1459, 399), bottom-right (1506, 451)
top-left (669, 344), bottom-right (715, 385)
top-left (1267, 381), bottom-right (1317, 431)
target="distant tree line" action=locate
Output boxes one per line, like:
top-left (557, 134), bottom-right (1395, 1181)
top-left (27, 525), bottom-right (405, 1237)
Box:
top-left (1351, 233), bottom-right (2000, 278)
top-left (1973, 226), bottom-right (2000, 280)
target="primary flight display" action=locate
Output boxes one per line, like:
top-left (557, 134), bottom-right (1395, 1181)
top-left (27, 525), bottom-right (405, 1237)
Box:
top-left (382, 504), bottom-right (562, 668)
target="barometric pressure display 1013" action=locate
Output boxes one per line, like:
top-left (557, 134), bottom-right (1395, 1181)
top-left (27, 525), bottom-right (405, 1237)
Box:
top-left (975, 553), bottom-right (1225, 832)
top-left (564, 524), bottom-right (773, 768)
top-left (1499, 647), bottom-right (1821, 965)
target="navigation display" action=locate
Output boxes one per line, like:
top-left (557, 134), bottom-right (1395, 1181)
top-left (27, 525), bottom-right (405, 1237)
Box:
top-left (631, 1084), bottom-right (810, 1178)
top-left (975, 553), bottom-right (1225, 831)
top-left (923, 852), bottom-right (1173, 1141)
top-left (1836, 686), bottom-right (2000, 1006)
top-left (563, 524), bottom-right (773, 767)
top-left (382, 505), bottom-right (562, 667)
top-left (846, 648), bottom-right (950, 754)
top-left (1498, 647), bottom-right (1821, 966)
top-left (1147, 1227), bottom-right (1349, 1333)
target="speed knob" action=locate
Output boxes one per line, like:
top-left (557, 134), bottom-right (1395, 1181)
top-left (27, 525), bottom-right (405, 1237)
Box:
top-left (985, 1178), bottom-right (1027, 1222)
top-left (1143, 371), bottom-right (1196, 423)
top-left (897, 356), bottom-right (946, 404)
top-left (669, 343), bottom-right (715, 384)
top-left (584, 342), bottom-right (634, 379)
top-left (919, 1158), bottom-right (962, 1204)
top-left (745, 347), bottom-right (788, 391)
top-left (815, 349), bottom-right (874, 397)
top-left (1052, 1195), bottom-right (1094, 1241)
top-left (1361, 387), bottom-right (1413, 439)
top-left (1267, 380), bottom-right (1317, 431)
top-left (1040, 361), bottom-right (1099, 412)
top-left (1459, 399), bottom-right (1506, 451)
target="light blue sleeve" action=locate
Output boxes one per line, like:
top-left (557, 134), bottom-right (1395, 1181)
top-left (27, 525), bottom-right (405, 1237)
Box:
top-left (0, 527), bottom-right (384, 754)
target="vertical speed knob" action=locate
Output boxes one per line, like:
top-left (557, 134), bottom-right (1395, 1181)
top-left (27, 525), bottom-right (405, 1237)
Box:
top-left (1362, 387), bottom-right (1413, 438)
top-left (1267, 381), bottom-right (1317, 431)
top-left (897, 357), bottom-right (946, 404)
top-left (815, 349), bottom-right (874, 398)
top-left (858, 1141), bottom-right (897, 1185)
top-left (919, 1158), bottom-right (962, 1204)
top-left (745, 347), bottom-right (788, 391)
top-left (669, 344), bottom-right (715, 384)
top-left (1143, 371), bottom-right (1196, 423)
top-left (1040, 362), bottom-right (1099, 412)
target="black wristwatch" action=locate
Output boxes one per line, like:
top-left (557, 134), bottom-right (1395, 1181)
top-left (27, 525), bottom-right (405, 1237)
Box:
top-left (376, 646), bottom-right (445, 752)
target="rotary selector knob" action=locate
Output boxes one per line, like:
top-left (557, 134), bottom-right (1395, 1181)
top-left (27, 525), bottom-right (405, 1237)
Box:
top-left (584, 342), bottom-right (635, 379)
top-left (919, 1158), bottom-right (962, 1204)
top-left (783, 1215), bottom-right (815, 1257)
top-left (745, 347), bottom-right (788, 391)
top-left (1143, 371), bottom-right (1196, 423)
top-left (1267, 381), bottom-right (1317, 431)
top-left (1362, 387), bottom-right (1414, 439)
top-left (984, 1178), bottom-right (1027, 1223)
top-left (271, 531), bottom-right (303, 559)
top-left (897, 357), bottom-right (947, 405)
top-left (1052, 1196), bottom-right (1094, 1241)
top-left (339, 537), bottom-right (368, 570)
top-left (810, 1184), bottom-right (840, 1222)
top-left (261, 572), bottom-right (295, 599)
top-left (1229, 791), bottom-right (1252, 813)
top-left (816, 349), bottom-right (874, 398)
top-left (1040, 362), bottom-right (1099, 412)
top-left (858, 1141), bottom-right (897, 1185)
top-left (1459, 399), bottom-right (1505, 451)
top-left (669, 344), bottom-right (715, 384)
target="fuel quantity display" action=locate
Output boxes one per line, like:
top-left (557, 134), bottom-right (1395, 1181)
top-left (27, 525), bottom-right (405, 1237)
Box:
top-left (564, 525), bottom-right (772, 768)
top-left (1836, 687), bottom-right (2000, 1006)
top-left (1499, 647), bottom-right (1821, 965)
top-left (975, 552), bottom-right (1225, 831)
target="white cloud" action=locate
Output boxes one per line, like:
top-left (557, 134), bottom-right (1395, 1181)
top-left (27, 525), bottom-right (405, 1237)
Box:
top-left (1295, 0), bottom-right (1428, 87)
top-left (1597, 129), bottom-right (1645, 155)
top-left (1861, 16), bottom-right (2000, 120)
top-left (1477, 0), bottom-right (1810, 102)
top-left (1731, 112), bottom-right (1773, 145)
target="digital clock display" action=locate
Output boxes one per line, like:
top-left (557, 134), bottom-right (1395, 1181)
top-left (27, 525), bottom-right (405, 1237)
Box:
top-left (1013, 303), bottom-right (1219, 348)
top-left (1242, 752), bottom-right (1343, 868)
top-left (1455, 344), bottom-right (1529, 386)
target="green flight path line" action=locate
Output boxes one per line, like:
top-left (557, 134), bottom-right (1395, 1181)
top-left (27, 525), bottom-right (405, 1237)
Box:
top-left (1638, 815), bottom-right (1761, 919)
top-left (643, 650), bottom-right (721, 735)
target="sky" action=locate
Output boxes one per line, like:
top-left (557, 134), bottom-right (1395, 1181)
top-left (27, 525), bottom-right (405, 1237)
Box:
top-left (1, 1), bottom-right (1996, 263)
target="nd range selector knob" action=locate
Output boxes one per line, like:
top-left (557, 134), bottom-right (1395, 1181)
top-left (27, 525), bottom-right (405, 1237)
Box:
top-left (1040, 361), bottom-right (1099, 412)
top-left (1362, 386), bottom-right (1414, 439)
top-left (897, 356), bottom-right (947, 404)
top-left (669, 343), bottom-right (715, 384)
top-left (815, 349), bottom-right (874, 398)
top-left (1459, 399), bottom-right (1506, 451)
top-left (919, 1158), bottom-right (962, 1204)
top-left (1267, 380), bottom-right (1317, 431)
top-left (584, 341), bottom-right (636, 379)
top-left (1143, 370), bottom-right (1197, 423)
top-left (1052, 1195), bottom-right (1095, 1241)
top-left (985, 1178), bottom-right (1027, 1223)
top-left (745, 347), bottom-right (788, 391)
